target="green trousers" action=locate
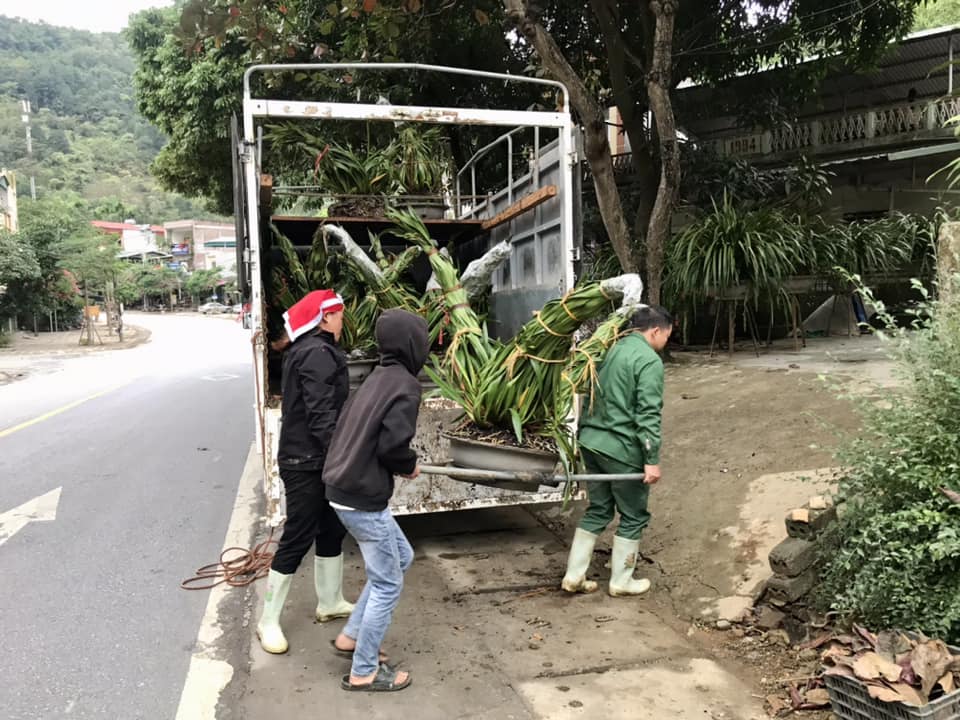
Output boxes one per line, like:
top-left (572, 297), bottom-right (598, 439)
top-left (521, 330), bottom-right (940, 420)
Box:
top-left (578, 448), bottom-right (651, 541)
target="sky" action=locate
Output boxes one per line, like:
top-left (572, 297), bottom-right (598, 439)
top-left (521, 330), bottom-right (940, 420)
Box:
top-left (1, 0), bottom-right (174, 33)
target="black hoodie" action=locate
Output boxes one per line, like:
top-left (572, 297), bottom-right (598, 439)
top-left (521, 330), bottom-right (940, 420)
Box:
top-left (277, 330), bottom-right (349, 472)
top-left (324, 309), bottom-right (430, 511)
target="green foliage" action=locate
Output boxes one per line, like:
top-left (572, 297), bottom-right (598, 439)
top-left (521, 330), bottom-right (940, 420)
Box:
top-left (317, 144), bottom-right (392, 196)
top-left (664, 198), bottom-right (936, 317)
top-left (912, 0), bottom-right (960, 30)
top-left (664, 195), bottom-right (808, 309)
top-left (127, 7), bottom-right (247, 215)
top-left (0, 230), bottom-right (41, 285)
top-left (813, 213), bottom-right (936, 289)
top-left (184, 268), bottom-right (222, 303)
top-left (385, 125), bottom-right (450, 194)
top-left (133, 0), bottom-right (534, 211)
top-left (0, 16), bottom-right (211, 223)
top-left (59, 233), bottom-right (122, 291)
top-left (817, 277), bottom-right (960, 643)
top-left (0, 196), bottom-right (92, 320)
top-left (681, 151), bottom-right (833, 214)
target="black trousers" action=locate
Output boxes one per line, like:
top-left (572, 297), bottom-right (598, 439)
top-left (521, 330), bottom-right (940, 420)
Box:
top-left (272, 468), bottom-right (347, 574)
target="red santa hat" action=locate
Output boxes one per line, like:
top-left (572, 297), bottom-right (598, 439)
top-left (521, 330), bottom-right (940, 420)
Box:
top-left (282, 289), bottom-right (345, 343)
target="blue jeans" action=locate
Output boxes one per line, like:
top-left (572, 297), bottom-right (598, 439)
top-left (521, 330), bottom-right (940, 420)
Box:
top-left (334, 508), bottom-right (414, 676)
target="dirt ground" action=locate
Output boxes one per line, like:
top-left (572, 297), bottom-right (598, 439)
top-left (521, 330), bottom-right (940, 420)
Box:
top-left (240, 334), bottom-right (893, 719)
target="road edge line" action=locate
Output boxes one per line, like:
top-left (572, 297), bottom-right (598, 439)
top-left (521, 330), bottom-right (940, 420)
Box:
top-left (174, 441), bottom-right (262, 720)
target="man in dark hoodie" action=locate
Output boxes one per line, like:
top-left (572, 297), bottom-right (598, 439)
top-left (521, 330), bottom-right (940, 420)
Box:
top-left (324, 308), bottom-right (429, 693)
top-left (256, 290), bottom-right (354, 655)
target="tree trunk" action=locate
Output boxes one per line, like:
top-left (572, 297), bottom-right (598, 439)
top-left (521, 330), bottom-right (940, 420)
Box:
top-left (644, 0), bottom-right (681, 306)
top-left (84, 283), bottom-right (93, 346)
top-left (503, 0), bottom-right (636, 274)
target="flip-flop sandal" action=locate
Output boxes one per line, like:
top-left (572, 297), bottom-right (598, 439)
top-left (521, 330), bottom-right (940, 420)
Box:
top-left (330, 639), bottom-right (389, 663)
top-left (341, 663), bottom-right (412, 693)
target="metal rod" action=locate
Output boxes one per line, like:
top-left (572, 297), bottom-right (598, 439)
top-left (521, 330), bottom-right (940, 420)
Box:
top-left (244, 63), bottom-right (570, 114)
top-left (950, 35), bottom-right (955, 96)
top-left (418, 464), bottom-right (645, 483)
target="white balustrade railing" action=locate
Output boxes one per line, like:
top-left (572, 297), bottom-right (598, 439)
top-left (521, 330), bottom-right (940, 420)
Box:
top-left (708, 96), bottom-right (959, 158)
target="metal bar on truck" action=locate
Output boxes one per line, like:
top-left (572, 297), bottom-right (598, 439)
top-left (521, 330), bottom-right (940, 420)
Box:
top-left (248, 100), bottom-right (568, 129)
top-left (418, 465), bottom-right (645, 483)
top-left (243, 62), bottom-right (570, 113)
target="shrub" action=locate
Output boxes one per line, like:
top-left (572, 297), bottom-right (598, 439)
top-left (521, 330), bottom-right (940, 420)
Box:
top-left (816, 275), bottom-right (960, 642)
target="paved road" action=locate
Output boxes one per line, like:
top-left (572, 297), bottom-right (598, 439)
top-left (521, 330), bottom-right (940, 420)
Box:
top-left (0, 313), bottom-right (254, 720)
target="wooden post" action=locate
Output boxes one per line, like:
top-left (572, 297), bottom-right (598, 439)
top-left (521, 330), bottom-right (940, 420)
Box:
top-left (938, 222), bottom-right (960, 305)
top-left (728, 300), bottom-right (736, 357)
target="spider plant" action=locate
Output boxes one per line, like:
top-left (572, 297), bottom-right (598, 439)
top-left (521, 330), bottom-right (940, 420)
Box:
top-left (663, 193), bottom-right (809, 313)
top-left (385, 125), bottom-right (450, 195)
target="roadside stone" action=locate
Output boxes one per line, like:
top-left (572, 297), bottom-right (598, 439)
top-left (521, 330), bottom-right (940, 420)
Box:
top-left (766, 569), bottom-right (817, 604)
top-left (713, 595), bottom-right (754, 623)
top-left (768, 536), bottom-right (818, 577)
top-left (785, 504), bottom-right (838, 540)
top-left (755, 606), bottom-right (786, 630)
top-left (716, 620), bottom-right (732, 631)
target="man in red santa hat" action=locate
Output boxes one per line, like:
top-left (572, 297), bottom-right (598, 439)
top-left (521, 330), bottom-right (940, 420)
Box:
top-left (256, 289), bottom-right (355, 654)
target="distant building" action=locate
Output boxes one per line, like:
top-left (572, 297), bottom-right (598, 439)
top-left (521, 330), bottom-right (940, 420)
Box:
top-left (91, 220), bottom-right (171, 265)
top-left (163, 220), bottom-right (236, 272)
top-left (0, 169), bottom-right (17, 232)
top-left (611, 26), bottom-right (960, 220)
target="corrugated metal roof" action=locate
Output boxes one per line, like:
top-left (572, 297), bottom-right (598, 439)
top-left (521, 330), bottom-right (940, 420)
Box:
top-left (677, 26), bottom-right (959, 133)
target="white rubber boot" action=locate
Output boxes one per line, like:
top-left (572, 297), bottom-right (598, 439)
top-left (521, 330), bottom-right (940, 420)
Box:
top-left (561, 528), bottom-right (599, 593)
top-left (257, 570), bottom-right (292, 654)
top-left (314, 555), bottom-right (354, 622)
top-left (608, 536), bottom-right (651, 597)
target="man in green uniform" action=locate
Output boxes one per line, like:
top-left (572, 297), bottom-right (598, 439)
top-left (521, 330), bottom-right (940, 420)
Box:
top-left (562, 305), bottom-right (673, 597)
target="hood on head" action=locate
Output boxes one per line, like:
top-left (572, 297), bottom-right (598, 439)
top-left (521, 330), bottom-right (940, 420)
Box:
top-left (376, 308), bottom-right (430, 375)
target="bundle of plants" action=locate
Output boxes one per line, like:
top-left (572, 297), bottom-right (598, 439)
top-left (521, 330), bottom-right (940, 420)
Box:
top-left (467, 276), bottom-right (639, 445)
top-left (386, 209), bottom-right (495, 400)
top-left (320, 224), bottom-right (420, 313)
top-left (556, 311), bottom-right (631, 418)
top-left (265, 225), bottom-right (311, 343)
top-left (341, 295), bottom-right (378, 357)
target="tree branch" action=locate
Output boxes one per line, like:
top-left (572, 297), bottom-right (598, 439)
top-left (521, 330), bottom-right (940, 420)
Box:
top-left (644, 0), bottom-right (681, 305)
top-left (503, 0), bottom-right (636, 273)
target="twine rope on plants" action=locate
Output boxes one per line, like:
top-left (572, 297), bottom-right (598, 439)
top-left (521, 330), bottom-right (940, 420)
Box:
top-left (560, 297), bottom-right (584, 322)
top-left (534, 311), bottom-right (566, 338)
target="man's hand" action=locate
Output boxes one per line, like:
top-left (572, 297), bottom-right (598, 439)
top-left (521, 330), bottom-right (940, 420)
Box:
top-left (643, 464), bottom-right (661, 485)
top-left (401, 465), bottom-right (421, 480)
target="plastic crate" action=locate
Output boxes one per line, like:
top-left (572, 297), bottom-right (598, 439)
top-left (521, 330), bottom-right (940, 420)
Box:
top-left (825, 673), bottom-right (960, 720)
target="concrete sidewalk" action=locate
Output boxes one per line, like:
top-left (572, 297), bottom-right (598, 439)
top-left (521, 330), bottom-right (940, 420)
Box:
top-left (238, 507), bottom-right (765, 720)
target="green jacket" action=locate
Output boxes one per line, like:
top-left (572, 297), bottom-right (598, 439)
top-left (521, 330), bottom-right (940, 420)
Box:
top-left (578, 332), bottom-right (664, 469)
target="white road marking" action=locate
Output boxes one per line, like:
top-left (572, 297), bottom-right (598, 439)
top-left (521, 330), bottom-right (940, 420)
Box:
top-left (174, 443), bottom-right (261, 720)
top-left (201, 374), bottom-right (240, 382)
top-left (0, 487), bottom-right (61, 548)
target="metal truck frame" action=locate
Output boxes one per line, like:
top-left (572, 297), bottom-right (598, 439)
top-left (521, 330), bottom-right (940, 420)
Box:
top-left (236, 63), bottom-right (581, 525)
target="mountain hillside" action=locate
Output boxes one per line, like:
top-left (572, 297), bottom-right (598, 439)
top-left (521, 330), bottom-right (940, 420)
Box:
top-left (0, 15), bottom-right (215, 224)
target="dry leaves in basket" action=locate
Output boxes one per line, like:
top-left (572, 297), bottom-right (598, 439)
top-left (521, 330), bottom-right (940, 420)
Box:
top-left (820, 625), bottom-right (960, 707)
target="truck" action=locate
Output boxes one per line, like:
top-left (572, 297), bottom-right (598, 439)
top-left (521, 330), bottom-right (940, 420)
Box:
top-left (232, 63), bottom-right (584, 526)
